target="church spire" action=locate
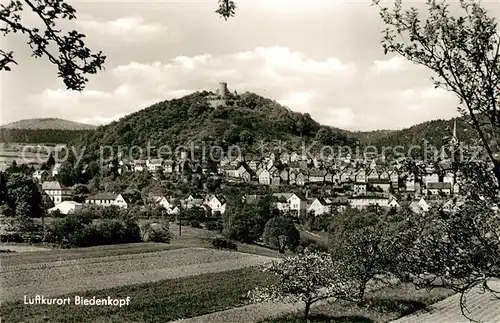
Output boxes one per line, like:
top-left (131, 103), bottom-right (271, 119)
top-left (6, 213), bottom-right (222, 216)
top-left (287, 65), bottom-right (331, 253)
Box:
top-left (450, 119), bottom-right (458, 145)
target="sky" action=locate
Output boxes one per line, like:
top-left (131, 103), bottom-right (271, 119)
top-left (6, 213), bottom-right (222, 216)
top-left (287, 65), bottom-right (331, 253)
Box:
top-left (1, 0), bottom-right (500, 131)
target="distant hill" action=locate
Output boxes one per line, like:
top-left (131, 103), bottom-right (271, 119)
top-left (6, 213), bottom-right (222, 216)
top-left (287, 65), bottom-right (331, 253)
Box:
top-left (69, 87), bottom-right (484, 164)
top-left (74, 90), bottom-right (358, 162)
top-left (1, 118), bottom-right (96, 130)
top-left (352, 118), bottom-right (478, 149)
top-left (0, 118), bottom-right (95, 144)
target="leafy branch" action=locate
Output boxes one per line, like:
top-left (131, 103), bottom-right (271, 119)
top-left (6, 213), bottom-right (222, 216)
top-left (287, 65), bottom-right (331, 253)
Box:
top-left (0, 0), bottom-right (106, 91)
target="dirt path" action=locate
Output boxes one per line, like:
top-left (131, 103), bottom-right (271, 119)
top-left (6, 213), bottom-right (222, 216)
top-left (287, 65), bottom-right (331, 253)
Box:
top-left (390, 279), bottom-right (500, 323)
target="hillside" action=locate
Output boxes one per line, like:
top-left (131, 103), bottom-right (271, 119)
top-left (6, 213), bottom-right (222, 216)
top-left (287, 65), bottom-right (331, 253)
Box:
top-left (0, 118), bottom-right (96, 144)
top-left (1, 118), bottom-right (96, 130)
top-left (352, 118), bottom-right (478, 148)
top-left (74, 90), bottom-right (357, 161)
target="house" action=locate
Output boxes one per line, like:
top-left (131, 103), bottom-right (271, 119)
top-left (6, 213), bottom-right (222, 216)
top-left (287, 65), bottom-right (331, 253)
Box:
top-left (32, 169), bottom-right (48, 182)
top-left (379, 170), bottom-right (390, 180)
top-left (355, 169), bottom-right (366, 182)
top-left (340, 170), bottom-right (351, 183)
top-left (222, 165), bottom-right (238, 178)
top-left (388, 197), bottom-right (400, 208)
top-left (296, 172), bottom-right (307, 186)
top-left (348, 195), bottom-right (392, 210)
top-left (273, 193), bottom-right (308, 216)
top-left (147, 159), bottom-right (163, 172)
top-left (290, 152), bottom-right (299, 162)
top-left (206, 195), bottom-right (227, 214)
top-left (423, 173), bottom-right (439, 185)
top-left (163, 160), bottom-right (176, 173)
top-left (85, 193), bottom-right (130, 208)
top-left (280, 153), bottom-right (290, 164)
top-left (289, 170), bottom-right (297, 185)
top-left (238, 165), bottom-right (252, 182)
top-left (280, 169), bottom-right (289, 184)
top-left (271, 169), bottom-right (281, 186)
top-left (443, 172), bottom-right (455, 184)
top-left (257, 168), bottom-right (271, 185)
top-left (153, 196), bottom-right (179, 215)
top-left (51, 163), bottom-right (62, 177)
top-left (133, 160), bottom-right (147, 172)
top-left (367, 169), bottom-right (379, 181)
top-left (248, 160), bottom-right (260, 171)
top-left (405, 175), bottom-right (416, 192)
top-left (410, 197), bottom-right (430, 213)
top-left (353, 182), bottom-right (367, 195)
top-left (48, 201), bottom-right (82, 215)
top-left (426, 182), bottom-right (452, 196)
top-left (307, 198), bottom-right (331, 216)
top-left (368, 178), bottom-right (392, 193)
top-left (309, 170), bottom-right (326, 183)
top-left (42, 181), bottom-right (72, 205)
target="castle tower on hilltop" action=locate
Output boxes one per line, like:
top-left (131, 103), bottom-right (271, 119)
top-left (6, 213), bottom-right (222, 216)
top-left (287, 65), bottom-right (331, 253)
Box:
top-left (209, 81), bottom-right (230, 108)
top-left (218, 82), bottom-right (229, 98)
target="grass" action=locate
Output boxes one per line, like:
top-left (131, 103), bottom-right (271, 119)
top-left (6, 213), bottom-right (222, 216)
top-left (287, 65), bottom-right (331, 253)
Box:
top-left (0, 242), bottom-right (183, 266)
top-left (0, 267), bottom-right (271, 323)
top-left (261, 283), bottom-right (454, 323)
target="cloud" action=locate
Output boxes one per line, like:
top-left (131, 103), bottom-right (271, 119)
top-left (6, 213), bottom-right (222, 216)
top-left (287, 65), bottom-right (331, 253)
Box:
top-left (278, 92), bottom-right (316, 111)
top-left (75, 16), bottom-right (174, 41)
top-left (324, 107), bottom-right (356, 128)
top-left (17, 45), bottom-right (463, 131)
top-left (371, 56), bottom-right (408, 73)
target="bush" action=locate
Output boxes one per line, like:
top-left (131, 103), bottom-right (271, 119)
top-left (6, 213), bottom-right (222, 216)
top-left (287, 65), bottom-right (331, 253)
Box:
top-left (211, 237), bottom-right (237, 250)
top-left (262, 216), bottom-right (300, 253)
top-left (46, 215), bottom-right (142, 247)
top-left (141, 222), bottom-right (173, 243)
top-left (49, 209), bottom-right (65, 218)
top-left (298, 238), bottom-right (329, 254)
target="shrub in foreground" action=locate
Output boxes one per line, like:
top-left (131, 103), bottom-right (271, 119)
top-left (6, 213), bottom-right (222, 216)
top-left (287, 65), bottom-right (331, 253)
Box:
top-left (211, 237), bottom-right (237, 250)
top-left (141, 222), bottom-right (173, 243)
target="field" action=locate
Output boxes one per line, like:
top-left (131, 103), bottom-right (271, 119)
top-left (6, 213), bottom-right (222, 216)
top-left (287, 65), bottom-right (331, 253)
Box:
top-left (261, 283), bottom-right (454, 323)
top-left (0, 247), bottom-right (275, 304)
top-left (0, 267), bottom-right (271, 323)
top-left (0, 142), bottom-right (52, 166)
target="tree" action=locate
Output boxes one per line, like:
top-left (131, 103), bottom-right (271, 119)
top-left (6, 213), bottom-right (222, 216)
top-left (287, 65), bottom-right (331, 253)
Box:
top-left (46, 153), bottom-right (55, 168)
top-left (374, 1), bottom-right (500, 319)
top-left (329, 207), bottom-right (410, 303)
top-left (248, 252), bottom-right (356, 319)
top-left (262, 216), bottom-right (300, 253)
top-left (215, 0), bottom-right (236, 20)
top-left (1, 0), bottom-right (106, 90)
top-left (5, 172), bottom-right (43, 218)
top-left (374, 0), bottom-right (500, 185)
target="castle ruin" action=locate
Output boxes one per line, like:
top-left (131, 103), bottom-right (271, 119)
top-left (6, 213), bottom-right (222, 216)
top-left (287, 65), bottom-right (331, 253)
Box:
top-left (208, 82), bottom-right (231, 108)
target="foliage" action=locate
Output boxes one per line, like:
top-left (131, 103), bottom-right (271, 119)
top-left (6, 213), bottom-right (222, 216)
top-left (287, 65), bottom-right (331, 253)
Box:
top-left (215, 0), bottom-right (236, 20)
top-left (211, 237), bottom-right (237, 250)
top-left (2, 172), bottom-right (43, 217)
top-left (141, 221), bottom-right (173, 243)
top-left (374, 0), bottom-right (500, 182)
top-left (222, 194), bottom-right (278, 243)
top-left (0, 129), bottom-right (92, 144)
top-left (49, 208), bottom-right (64, 218)
top-left (183, 206), bottom-right (206, 228)
top-left (328, 207), bottom-right (410, 302)
top-left (73, 92), bottom-right (355, 167)
top-left (373, 1), bottom-right (500, 319)
top-left (262, 216), bottom-right (300, 253)
top-left (248, 252), bottom-right (356, 318)
top-left (46, 206), bottom-right (142, 247)
top-left (297, 238), bottom-right (329, 254)
top-left (0, 0), bottom-right (105, 90)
